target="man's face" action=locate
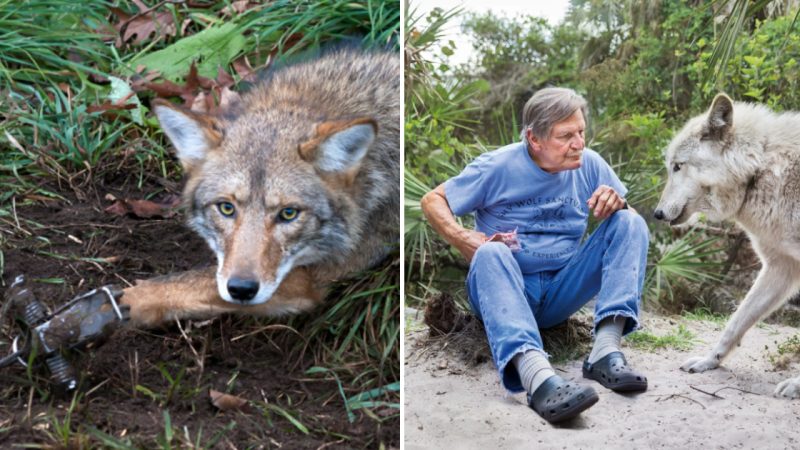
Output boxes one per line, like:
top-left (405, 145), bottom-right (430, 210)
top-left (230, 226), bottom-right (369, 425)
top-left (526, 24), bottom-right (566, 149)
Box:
top-left (526, 109), bottom-right (586, 174)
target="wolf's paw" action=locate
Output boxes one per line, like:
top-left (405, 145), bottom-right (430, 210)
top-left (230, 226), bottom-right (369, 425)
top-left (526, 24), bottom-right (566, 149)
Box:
top-left (774, 377), bottom-right (800, 399)
top-left (680, 355), bottom-right (719, 373)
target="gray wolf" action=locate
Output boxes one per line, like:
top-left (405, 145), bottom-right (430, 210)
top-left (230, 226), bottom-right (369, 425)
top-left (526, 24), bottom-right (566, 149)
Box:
top-left (121, 47), bottom-right (399, 326)
top-left (654, 93), bottom-right (800, 398)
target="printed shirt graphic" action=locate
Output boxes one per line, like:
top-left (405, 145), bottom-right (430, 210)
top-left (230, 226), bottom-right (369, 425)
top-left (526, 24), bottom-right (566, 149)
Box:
top-left (444, 142), bottom-right (627, 274)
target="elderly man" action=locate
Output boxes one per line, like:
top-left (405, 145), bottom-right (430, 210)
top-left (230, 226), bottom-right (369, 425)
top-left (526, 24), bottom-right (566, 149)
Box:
top-left (421, 87), bottom-right (649, 423)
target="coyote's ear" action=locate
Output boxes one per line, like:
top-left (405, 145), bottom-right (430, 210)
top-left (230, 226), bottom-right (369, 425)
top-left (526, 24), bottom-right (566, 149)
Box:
top-left (706, 93), bottom-right (733, 140)
top-left (298, 118), bottom-right (377, 173)
top-left (152, 99), bottom-right (223, 172)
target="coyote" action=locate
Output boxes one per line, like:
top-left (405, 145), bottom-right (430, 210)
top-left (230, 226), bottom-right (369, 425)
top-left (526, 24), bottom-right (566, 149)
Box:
top-left (122, 47), bottom-right (399, 326)
top-left (654, 93), bottom-right (800, 398)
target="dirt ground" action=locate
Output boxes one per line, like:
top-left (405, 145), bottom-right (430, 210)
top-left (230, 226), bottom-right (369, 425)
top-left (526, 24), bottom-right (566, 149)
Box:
top-left (0, 172), bottom-right (398, 448)
top-left (405, 308), bottom-right (800, 450)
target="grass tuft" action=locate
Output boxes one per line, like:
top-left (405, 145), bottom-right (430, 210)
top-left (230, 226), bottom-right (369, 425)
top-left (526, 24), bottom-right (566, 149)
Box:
top-left (625, 324), bottom-right (698, 352)
top-left (290, 251), bottom-right (400, 420)
top-left (682, 307), bottom-right (728, 325)
top-left (769, 334), bottom-right (800, 370)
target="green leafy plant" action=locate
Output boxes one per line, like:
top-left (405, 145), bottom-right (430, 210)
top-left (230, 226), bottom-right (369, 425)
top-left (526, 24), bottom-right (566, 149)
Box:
top-left (769, 333), bottom-right (800, 370)
top-left (645, 228), bottom-right (725, 308)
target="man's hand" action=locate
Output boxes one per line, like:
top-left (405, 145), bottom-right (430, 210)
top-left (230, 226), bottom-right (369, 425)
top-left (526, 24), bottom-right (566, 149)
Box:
top-left (455, 229), bottom-right (488, 263)
top-left (587, 185), bottom-right (626, 220)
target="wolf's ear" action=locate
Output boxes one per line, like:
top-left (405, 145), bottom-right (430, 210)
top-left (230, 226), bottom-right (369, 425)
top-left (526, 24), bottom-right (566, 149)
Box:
top-left (152, 99), bottom-right (223, 172)
top-left (298, 118), bottom-right (377, 172)
top-left (706, 93), bottom-right (734, 140)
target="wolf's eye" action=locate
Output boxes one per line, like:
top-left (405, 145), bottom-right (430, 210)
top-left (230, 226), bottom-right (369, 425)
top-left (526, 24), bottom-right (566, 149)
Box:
top-left (217, 202), bottom-right (236, 217)
top-left (278, 207), bottom-right (299, 222)
top-left (672, 163), bottom-right (682, 172)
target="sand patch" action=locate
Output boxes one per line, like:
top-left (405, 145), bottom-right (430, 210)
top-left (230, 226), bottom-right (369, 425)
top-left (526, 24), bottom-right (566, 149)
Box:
top-left (404, 309), bottom-right (800, 449)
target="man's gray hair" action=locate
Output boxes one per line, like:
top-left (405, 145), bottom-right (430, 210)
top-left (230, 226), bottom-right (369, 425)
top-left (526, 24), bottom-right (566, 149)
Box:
top-left (520, 87), bottom-right (588, 141)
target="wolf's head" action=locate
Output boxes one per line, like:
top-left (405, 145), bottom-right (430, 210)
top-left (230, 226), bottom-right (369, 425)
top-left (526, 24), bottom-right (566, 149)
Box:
top-left (152, 99), bottom-right (377, 305)
top-left (654, 93), bottom-right (759, 226)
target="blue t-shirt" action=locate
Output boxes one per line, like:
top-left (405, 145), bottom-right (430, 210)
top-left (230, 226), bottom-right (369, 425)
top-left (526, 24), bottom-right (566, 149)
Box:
top-left (444, 141), bottom-right (627, 274)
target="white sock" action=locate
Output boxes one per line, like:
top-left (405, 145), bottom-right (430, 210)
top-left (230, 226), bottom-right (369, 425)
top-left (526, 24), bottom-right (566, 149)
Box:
top-left (588, 316), bottom-right (625, 363)
top-left (513, 350), bottom-right (556, 395)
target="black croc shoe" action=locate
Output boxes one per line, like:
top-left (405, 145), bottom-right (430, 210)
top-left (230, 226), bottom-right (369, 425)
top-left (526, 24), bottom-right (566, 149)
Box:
top-left (527, 375), bottom-right (599, 423)
top-left (582, 351), bottom-right (648, 392)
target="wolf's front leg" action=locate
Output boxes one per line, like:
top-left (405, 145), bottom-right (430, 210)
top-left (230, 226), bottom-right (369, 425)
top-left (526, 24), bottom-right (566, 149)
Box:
top-left (121, 267), bottom-right (324, 327)
top-left (682, 259), bottom-right (799, 373)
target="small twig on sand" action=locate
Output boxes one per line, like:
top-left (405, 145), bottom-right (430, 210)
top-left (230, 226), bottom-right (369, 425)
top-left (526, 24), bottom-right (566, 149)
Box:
top-left (690, 385), bottom-right (761, 399)
top-left (26, 386), bottom-right (34, 424)
top-left (85, 378), bottom-right (110, 398)
top-left (114, 273), bottom-right (134, 288)
top-left (657, 393), bottom-right (706, 409)
top-left (316, 439), bottom-right (346, 450)
top-left (7, 198), bottom-right (32, 237)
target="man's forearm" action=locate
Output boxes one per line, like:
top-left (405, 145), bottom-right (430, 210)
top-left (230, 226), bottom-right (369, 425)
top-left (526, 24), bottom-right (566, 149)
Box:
top-left (421, 184), bottom-right (470, 249)
top-left (421, 184), bottom-right (487, 262)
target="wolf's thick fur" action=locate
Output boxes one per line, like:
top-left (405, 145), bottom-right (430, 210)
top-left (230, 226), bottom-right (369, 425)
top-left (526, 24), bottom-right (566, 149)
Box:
top-left (655, 94), bottom-right (800, 398)
top-left (121, 47), bottom-right (399, 325)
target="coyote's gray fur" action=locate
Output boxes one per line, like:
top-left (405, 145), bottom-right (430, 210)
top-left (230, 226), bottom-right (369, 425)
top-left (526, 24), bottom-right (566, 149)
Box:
top-left (121, 47), bottom-right (399, 325)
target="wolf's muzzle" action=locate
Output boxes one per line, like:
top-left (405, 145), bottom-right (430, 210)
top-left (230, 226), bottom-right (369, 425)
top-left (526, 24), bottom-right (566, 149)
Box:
top-left (226, 277), bottom-right (260, 302)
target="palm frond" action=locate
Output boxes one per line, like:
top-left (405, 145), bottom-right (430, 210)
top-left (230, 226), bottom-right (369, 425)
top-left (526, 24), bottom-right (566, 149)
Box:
top-left (645, 228), bottom-right (726, 306)
top-left (705, 0), bottom-right (773, 86)
top-left (404, 170), bottom-right (433, 282)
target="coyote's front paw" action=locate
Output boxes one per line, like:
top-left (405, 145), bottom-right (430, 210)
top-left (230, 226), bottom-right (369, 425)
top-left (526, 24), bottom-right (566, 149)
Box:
top-left (680, 355), bottom-right (719, 373)
top-left (775, 377), bottom-right (800, 399)
top-left (119, 284), bottom-right (168, 327)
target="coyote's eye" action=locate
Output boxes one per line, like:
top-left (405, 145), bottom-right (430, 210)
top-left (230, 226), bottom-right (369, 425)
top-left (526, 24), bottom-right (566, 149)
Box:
top-left (217, 202), bottom-right (236, 217)
top-left (672, 163), bottom-right (682, 172)
top-left (278, 207), bottom-right (299, 222)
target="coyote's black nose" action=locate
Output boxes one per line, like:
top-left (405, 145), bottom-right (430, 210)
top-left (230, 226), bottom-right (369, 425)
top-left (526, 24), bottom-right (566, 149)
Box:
top-left (653, 209), bottom-right (665, 220)
top-left (227, 278), bottom-right (259, 302)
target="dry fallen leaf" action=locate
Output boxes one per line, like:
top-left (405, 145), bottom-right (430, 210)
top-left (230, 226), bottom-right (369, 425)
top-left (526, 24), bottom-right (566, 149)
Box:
top-left (232, 55), bottom-right (258, 83)
top-left (221, 0), bottom-right (256, 16)
top-left (87, 102), bottom-right (137, 115)
top-left (104, 195), bottom-right (181, 219)
top-left (109, 4), bottom-right (177, 48)
top-left (132, 77), bottom-right (186, 98)
top-left (89, 72), bottom-right (111, 85)
top-left (129, 60), bottom-right (245, 113)
top-left (104, 200), bottom-right (130, 217)
top-left (216, 66), bottom-right (235, 88)
top-left (209, 389), bottom-right (249, 412)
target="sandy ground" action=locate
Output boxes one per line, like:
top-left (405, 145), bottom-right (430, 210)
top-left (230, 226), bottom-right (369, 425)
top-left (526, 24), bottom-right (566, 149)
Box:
top-left (404, 309), bottom-right (800, 449)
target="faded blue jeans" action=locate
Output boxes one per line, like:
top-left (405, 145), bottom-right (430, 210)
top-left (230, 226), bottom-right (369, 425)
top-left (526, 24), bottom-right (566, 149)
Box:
top-left (466, 210), bottom-right (649, 392)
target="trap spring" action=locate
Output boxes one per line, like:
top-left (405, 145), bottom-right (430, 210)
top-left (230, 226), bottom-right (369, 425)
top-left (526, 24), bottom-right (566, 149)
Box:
top-left (1, 275), bottom-right (130, 390)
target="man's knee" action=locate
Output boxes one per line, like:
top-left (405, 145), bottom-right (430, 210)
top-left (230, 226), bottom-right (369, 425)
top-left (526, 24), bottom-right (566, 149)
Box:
top-left (471, 241), bottom-right (514, 267)
top-left (610, 209), bottom-right (648, 242)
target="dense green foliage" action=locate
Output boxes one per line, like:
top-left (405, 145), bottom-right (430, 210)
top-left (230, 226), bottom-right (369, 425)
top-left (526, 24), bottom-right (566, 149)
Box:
top-left (405, 1), bottom-right (800, 311)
